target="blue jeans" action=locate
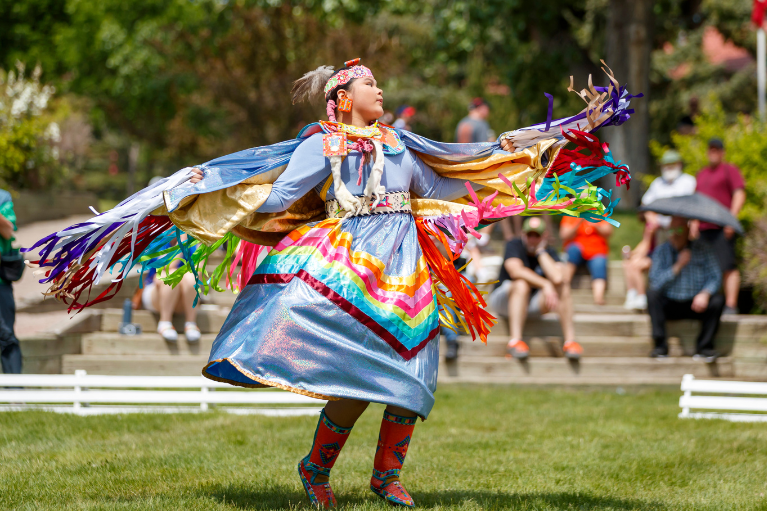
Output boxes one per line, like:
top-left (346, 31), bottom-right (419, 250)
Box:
top-left (566, 244), bottom-right (607, 280)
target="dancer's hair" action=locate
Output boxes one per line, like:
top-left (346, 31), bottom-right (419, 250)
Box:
top-left (291, 65), bottom-right (358, 105)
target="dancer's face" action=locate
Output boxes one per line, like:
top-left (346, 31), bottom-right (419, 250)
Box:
top-left (341, 76), bottom-right (384, 124)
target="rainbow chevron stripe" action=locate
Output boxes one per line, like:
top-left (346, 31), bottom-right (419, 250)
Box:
top-left (247, 218), bottom-right (440, 360)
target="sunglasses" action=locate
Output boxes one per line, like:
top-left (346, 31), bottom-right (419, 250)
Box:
top-left (666, 226), bottom-right (686, 234)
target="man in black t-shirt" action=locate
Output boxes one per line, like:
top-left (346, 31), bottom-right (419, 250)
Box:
top-left (487, 217), bottom-right (580, 360)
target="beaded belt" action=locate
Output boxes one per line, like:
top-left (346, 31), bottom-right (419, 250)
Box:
top-left (325, 191), bottom-right (411, 219)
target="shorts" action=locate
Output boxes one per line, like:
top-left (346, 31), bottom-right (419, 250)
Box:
top-left (700, 229), bottom-right (737, 272)
top-left (141, 282), bottom-right (157, 313)
top-left (488, 280), bottom-right (543, 319)
top-left (566, 243), bottom-right (608, 280)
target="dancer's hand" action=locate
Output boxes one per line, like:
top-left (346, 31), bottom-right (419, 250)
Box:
top-left (190, 168), bottom-right (204, 184)
top-left (335, 186), bottom-right (363, 218)
top-left (500, 139), bottom-right (517, 153)
top-left (365, 183), bottom-right (386, 209)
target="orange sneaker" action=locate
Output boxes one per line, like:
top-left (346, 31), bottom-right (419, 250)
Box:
top-left (563, 340), bottom-right (583, 360)
top-left (506, 339), bottom-right (529, 360)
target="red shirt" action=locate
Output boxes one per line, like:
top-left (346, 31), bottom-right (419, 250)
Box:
top-left (695, 162), bottom-right (745, 231)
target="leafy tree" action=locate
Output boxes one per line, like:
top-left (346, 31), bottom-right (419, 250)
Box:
top-left (0, 63), bottom-right (61, 189)
top-left (650, 0), bottom-right (759, 144)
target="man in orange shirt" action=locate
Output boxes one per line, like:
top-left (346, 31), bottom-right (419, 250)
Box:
top-left (559, 216), bottom-right (613, 305)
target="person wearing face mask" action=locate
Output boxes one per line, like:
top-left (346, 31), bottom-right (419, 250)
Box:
top-left (622, 150), bottom-right (696, 311)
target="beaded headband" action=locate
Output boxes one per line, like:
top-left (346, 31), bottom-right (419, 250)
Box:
top-left (323, 58), bottom-right (374, 99)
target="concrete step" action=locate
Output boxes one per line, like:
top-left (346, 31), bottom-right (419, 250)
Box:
top-left (207, 292), bottom-right (237, 307)
top-left (62, 354), bottom-right (209, 376)
top-left (438, 355), bottom-right (735, 383)
top-left (569, 289), bottom-right (625, 306)
top-left (487, 313), bottom-right (767, 345)
top-left (85, 331), bottom-right (655, 358)
top-left (730, 344), bottom-right (767, 359)
top-left (445, 336), bottom-right (679, 358)
top-left (61, 353), bottom-right (736, 381)
top-left (82, 332), bottom-right (216, 355)
top-left (572, 304), bottom-right (639, 314)
top-left (100, 306), bottom-right (228, 334)
top-left (74, 330), bottom-right (767, 360)
top-left (733, 360), bottom-right (767, 380)
top-left (210, 286), bottom-right (630, 310)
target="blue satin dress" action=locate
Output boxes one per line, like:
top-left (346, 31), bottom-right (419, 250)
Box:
top-left (203, 133), bottom-right (476, 418)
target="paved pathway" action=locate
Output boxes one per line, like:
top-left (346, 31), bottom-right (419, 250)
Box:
top-left (13, 215), bottom-right (92, 337)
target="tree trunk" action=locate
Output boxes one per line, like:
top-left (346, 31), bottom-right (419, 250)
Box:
top-left (602, 0), bottom-right (653, 210)
top-left (127, 142), bottom-right (140, 196)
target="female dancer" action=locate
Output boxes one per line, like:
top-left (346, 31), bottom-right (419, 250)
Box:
top-left (28, 59), bottom-right (635, 507)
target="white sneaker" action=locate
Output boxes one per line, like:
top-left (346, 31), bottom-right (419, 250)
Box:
top-left (184, 322), bottom-right (201, 343)
top-left (157, 321), bottom-right (178, 342)
top-left (632, 294), bottom-right (648, 311)
top-left (623, 289), bottom-right (637, 310)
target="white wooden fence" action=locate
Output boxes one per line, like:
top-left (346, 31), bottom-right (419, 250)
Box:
top-left (679, 374), bottom-right (767, 422)
top-left (0, 370), bottom-right (325, 416)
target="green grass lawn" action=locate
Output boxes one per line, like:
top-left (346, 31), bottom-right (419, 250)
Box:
top-left (2, 384), bottom-right (766, 510)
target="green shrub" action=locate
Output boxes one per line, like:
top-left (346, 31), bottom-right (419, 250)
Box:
top-left (0, 63), bottom-right (61, 189)
top-left (744, 217), bottom-right (767, 313)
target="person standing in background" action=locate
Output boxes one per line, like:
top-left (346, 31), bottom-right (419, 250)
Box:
top-left (393, 105), bottom-right (415, 131)
top-left (0, 190), bottom-right (21, 374)
top-left (455, 98), bottom-right (492, 143)
top-left (456, 97), bottom-right (525, 238)
top-left (693, 138), bottom-right (746, 315)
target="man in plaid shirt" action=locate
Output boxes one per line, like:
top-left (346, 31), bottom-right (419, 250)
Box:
top-left (647, 216), bottom-right (724, 361)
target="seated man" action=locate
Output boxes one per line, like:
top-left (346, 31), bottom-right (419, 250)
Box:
top-left (488, 217), bottom-right (581, 360)
top-left (623, 149), bottom-right (696, 310)
top-left (647, 216), bottom-right (724, 361)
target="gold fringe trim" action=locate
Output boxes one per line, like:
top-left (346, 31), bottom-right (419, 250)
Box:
top-left (202, 358), bottom-right (340, 402)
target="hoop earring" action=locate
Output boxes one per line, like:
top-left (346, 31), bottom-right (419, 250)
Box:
top-left (338, 97), bottom-right (353, 112)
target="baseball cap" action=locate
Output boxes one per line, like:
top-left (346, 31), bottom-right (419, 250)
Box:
top-left (659, 149), bottom-right (682, 166)
top-left (469, 97), bottom-right (489, 110)
top-left (708, 138), bottom-right (724, 150)
top-left (522, 217), bottom-right (546, 234)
